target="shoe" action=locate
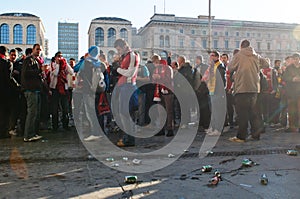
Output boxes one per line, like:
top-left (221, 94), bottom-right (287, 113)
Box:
top-left (205, 127), bottom-right (213, 134)
top-left (166, 130), bottom-right (174, 137)
top-left (229, 136), bottom-right (245, 143)
top-left (23, 135), bottom-right (42, 142)
top-left (84, 135), bottom-right (102, 141)
top-left (116, 139), bottom-right (135, 147)
top-left (180, 124), bottom-right (187, 129)
top-left (206, 129), bottom-right (221, 136)
top-left (9, 130), bottom-right (17, 136)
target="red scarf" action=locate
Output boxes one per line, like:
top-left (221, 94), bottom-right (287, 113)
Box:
top-left (56, 58), bottom-right (67, 95)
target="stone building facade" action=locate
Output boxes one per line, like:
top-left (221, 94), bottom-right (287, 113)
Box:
top-left (89, 13), bottom-right (300, 65)
top-left (0, 13), bottom-right (45, 54)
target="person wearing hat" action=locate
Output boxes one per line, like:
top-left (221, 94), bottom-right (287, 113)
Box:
top-left (74, 45), bottom-right (106, 141)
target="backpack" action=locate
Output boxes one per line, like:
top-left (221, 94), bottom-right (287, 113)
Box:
top-left (92, 67), bottom-right (106, 93)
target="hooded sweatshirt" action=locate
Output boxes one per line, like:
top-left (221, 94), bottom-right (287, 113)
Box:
top-left (229, 46), bottom-right (267, 94)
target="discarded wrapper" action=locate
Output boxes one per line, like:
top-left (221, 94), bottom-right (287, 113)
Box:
top-left (168, 154), bottom-right (175, 158)
top-left (106, 157), bottom-right (114, 162)
top-left (125, 176), bottom-right (137, 184)
top-left (260, 174), bottom-right (268, 185)
top-left (287, 150), bottom-right (298, 156)
top-left (132, 159), bottom-right (142, 165)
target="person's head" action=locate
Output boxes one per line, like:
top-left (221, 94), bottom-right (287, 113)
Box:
top-left (9, 49), bottom-right (18, 62)
top-left (114, 38), bottom-right (129, 55)
top-left (221, 53), bottom-right (229, 64)
top-left (88, 46), bottom-right (100, 59)
top-left (25, 48), bottom-right (33, 56)
top-left (274, 59), bottom-right (281, 69)
top-left (285, 55), bottom-right (293, 67)
top-left (292, 53), bottom-right (300, 65)
top-left (32, 44), bottom-right (41, 57)
top-left (240, 39), bottom-right (250, 48)
top-left (151, 54), bottom-right (161, 65)
top-left (233, 48), bottom-right (240, 55)
top-left (99, 53), bottom-right (106, 62)
top-left (195, 55), bottom-right (203, 65)
top-left (171, 61), bottom-right (179, 70)
top-left (0, 46), bottom-right (8, 57)
top-left (55, 51), bottom-right (62, 58)
top-left (177, 55), bottom-right (186, 67)
top-left (69, 58), bottom-right (76, 67)
top-left (209, 50), bottom-right (220, 62)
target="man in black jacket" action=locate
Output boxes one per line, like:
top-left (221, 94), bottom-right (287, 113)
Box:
top-left (0, 46), bottom-right (12, 139)
top-left (21, 44), bottom-right (43, 142)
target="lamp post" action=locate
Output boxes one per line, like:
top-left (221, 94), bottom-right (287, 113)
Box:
top-left (208, 0), bottom-right (212, 51)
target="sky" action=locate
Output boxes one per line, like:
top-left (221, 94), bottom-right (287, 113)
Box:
top-left (1, 0), bottom-right (300, 57)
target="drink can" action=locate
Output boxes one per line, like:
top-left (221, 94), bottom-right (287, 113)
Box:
top-left (287, 150), bottom-right (298, 156)
top-left (201, 165), bottom-right (212, 172)
top-left (125, 176), bottom-right (137, 184)
top-left (242, 158), bottom-right (253, 167)
top-left (260, 174), bottom-right (268, 185)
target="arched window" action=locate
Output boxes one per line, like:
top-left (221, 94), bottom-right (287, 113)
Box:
top-left (95, 27), bottom-right (104, 47)
top-left (0, 24), bottom-right (9, 44)
top-left (107, 28), bottom-right (116, 47)
top-left (26, 25), bottom-right (36, 44)
top-left (159, 35), bottom-right (164, 47)
top-left (13, 24), bottom-right (23, 44)
top-left (120, 28), bottom-right (128, 42)
top-left (165, 35), bottom-right (170, 47)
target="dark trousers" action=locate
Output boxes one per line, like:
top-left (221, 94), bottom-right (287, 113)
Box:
top-left (8, 92), bottom-right (20, 131)
top-left (51, 89), bottom-right (69, 130)
top-left (235, 93), bottom-right (260, 140)
top-left (0, 98), bottom-right (9, 137)
top-left (287, 97), bottom-right (300, 129)
top-left (161, 94), bottom-right (174, 131)
top-left (196, 93), bottom-right (211, 129)
top-left (226, 92), bottom-right (235, 125)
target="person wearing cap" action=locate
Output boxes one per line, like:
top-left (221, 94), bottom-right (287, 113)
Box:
top-left (75, 46), bottom-right (106, 141)
top-left (282, 53), bottom-right (300, 132)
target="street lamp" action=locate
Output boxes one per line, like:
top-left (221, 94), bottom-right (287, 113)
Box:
top-left (208, 0), bottom-right (212, 51)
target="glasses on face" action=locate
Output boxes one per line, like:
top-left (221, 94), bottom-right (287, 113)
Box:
top-left (210, 54), bottom-right (215, 57)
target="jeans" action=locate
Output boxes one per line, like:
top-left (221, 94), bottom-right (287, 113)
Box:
top-left (24, 91), bottom-right (41, 139)
top-left (51, 89), bottom-right (69, 130)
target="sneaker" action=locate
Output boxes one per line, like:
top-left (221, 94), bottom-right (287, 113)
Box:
top-left (9, 130), bottom-right (17, 136)
top-left (23, 135), bottom-right (42, 142)
top-left (83, 135), bottom-right (102, 141)
top-left (229, 136), bottom-right (245, 143)
top-left (205, 127), bottom-right (213, 134)
top-left (207, 129), bottom-right (221, 136)
top-left (180, 124), bottom-right (187, 129)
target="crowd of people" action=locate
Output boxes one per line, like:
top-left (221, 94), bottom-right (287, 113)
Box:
top-left (1, 39), bottom-right (300, 146)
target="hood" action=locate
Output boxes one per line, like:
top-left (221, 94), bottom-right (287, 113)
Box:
top-left (240, 46), bottom-right (257, 56)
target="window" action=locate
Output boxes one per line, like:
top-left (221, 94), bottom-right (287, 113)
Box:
top-left (165, 36), bottom-right (170, 47)
top-left (191, 29), bottom-right (195, 35)
top-left (26, 25), bottom-right (36, 44)
top-left (0, 23), bottom-right (9, 44)
top-left (120, 28), bottom-right (128, 42)
top-left (202, 30), bottom-right (207, 35)
top-left (160, 29), bottom-right (164, 33)
top-left (191, 39), bottom-right (195, 48)
top-left (225, 31), bottom-right (229, 36)
top-left (257, 42), bottom-right (261, 50)
top-left (214, 32), bottom-right (218, 36)
top-left (236, 32), bottom-right (239, 37)
top-left (277, 43), bottom-right (281, 50)
top-left (235, 41), bottom-right (240, 48)
top-left (257, 33), bottom-right (261, 37)
top-left (247, 33), bottom-right (250, 37)
top-left (179, 29), bottom-right (184, 34)
top-left (159, 35), bottom-right (164, 47)
top-left (213, 40), bottom-right (218, 48)
top-left (13, 24), bottom-right (23, 44)
top-left (179, 38), bottom-right (184, 48)
top-left (225, 40), bottom-right (229, 49)
top-left (107, 28), bottom-right (116, 47)
top-left (202, 39), bottom-right (207, 49)
top-left (95, 27), bottom-right (104, 47)
top-left (267, 42), bottom-right (271, 50)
